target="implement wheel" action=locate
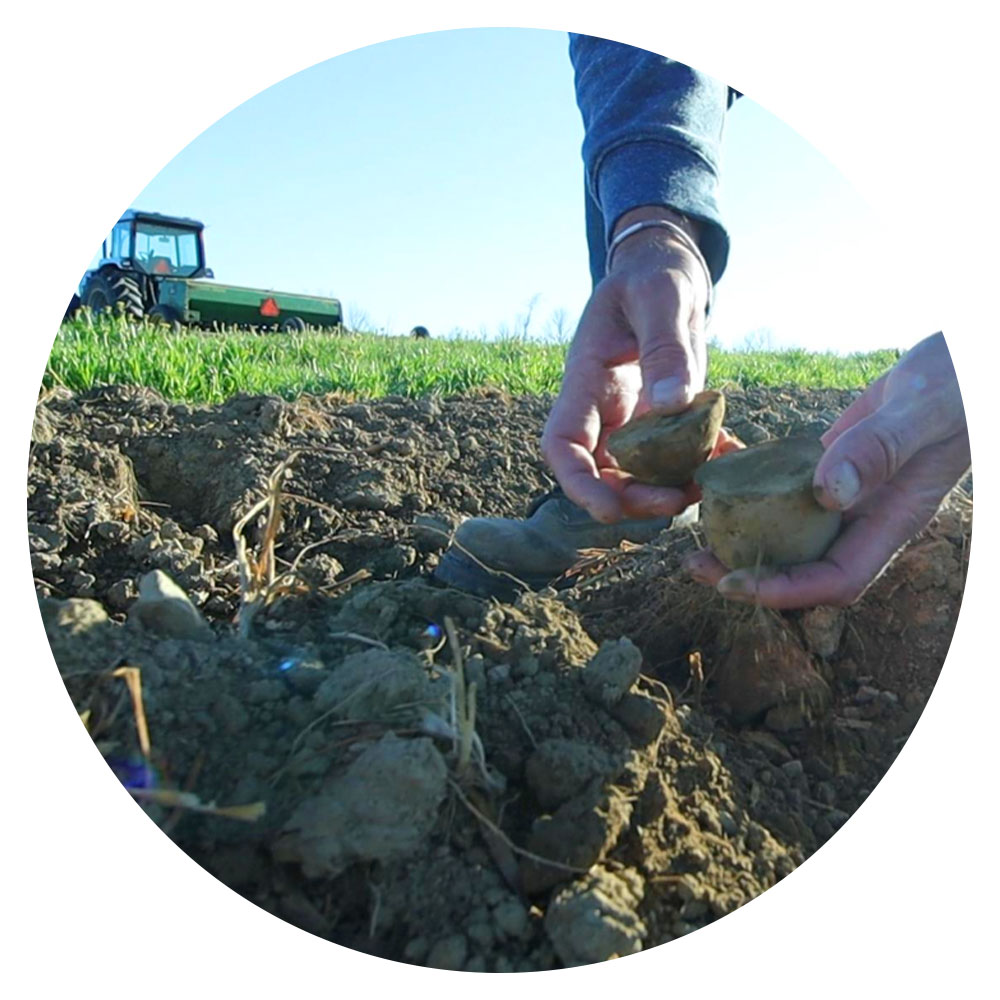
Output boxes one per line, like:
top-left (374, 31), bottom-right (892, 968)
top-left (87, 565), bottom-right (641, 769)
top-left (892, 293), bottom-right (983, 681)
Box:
top-left (83, 270), bottom-right (144, 321)
top-left (280, 315), bottom-right (307, 333)
top-left (148, 304), bottom-right (183, 334)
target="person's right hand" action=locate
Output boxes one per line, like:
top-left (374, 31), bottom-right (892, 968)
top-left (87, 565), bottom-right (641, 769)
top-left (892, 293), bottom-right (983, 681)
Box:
top-left (541, 206), bottom-right (719, 524)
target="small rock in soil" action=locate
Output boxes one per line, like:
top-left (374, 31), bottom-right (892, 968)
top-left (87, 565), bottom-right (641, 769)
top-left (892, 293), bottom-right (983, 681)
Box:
top-left (425, 933), bottom-right (468, 971)
top-left (521, 786), bottom-right (633, 895)
top-left (781, 759), bottom-right (805, 781)
top-left (800, 605), bottom-right (846, 658)
top-left (581, 637), bottom-right (643, 707)
top-left (129, 570), bottom-right (213, 641)
top-left (30, 551), bottom-right (61, 574)
top-left (610, 691), bottom-right (671, 743)
top-left (39, 597), bottom-right (108, 636)
top-left (106, 579), bottom-right (137, 612)
top-left (492, 899), bottom-right (531, 940)
top-left (544, 867), bottom-right (646, 966)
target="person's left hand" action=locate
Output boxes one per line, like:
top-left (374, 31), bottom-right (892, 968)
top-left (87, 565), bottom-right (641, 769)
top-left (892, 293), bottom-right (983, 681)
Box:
top-left (685, 332), bottom-right (970, 609)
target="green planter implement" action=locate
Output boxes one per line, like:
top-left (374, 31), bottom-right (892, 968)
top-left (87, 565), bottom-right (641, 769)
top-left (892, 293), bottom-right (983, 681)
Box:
top-left (70, 210), bottom-right (343, 332)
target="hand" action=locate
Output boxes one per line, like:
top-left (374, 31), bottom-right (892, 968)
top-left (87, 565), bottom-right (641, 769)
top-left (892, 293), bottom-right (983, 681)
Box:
top-left (541, 207), bottom-right (715, 523)
top-left (686, 332), bottom-right (971, 608)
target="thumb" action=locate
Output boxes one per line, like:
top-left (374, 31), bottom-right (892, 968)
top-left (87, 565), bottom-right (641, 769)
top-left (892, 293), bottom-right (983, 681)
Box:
top-left (814, 400), bottom-right (935, 510)
top-left (626, 286), bottom-right (697, 414)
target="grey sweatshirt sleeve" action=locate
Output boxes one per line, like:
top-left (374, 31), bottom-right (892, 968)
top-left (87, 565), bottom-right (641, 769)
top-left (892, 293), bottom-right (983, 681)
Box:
top-left (570, 33), bottom-right (732, 284)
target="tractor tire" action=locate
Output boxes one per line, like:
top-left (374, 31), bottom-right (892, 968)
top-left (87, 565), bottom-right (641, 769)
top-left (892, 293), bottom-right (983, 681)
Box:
top-left (82, 270), bottom-right (144, 321)
top-left (148, 304), bottom-right (183, 334)
top-left (280, 316), bottom-right (307, 333)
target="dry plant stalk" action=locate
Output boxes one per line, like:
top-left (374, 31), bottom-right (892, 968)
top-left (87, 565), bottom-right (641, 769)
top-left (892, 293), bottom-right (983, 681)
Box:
top-left (688, 650), bottom-right (705, 708)
top-left (232, 452), bottom-right (299, 637)
top-left (443, 616), bottom-right (477, 779)
top-left (128, 787), bottom-right (266, 822)
top-left (447, 779), bottom-right (589, 876)
top-left (104, 665), bottom-right (266, 823)
top-left (111, 666), bottom-right (151, 758)
top-left (441, 617), bottom-right (499, 790)
top-left (232, 453), bottom-right (367, 632)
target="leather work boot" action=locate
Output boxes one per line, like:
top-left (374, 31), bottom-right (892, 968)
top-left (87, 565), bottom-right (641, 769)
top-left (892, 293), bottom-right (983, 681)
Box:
top-left (432, 488), bottom-right (695, 600)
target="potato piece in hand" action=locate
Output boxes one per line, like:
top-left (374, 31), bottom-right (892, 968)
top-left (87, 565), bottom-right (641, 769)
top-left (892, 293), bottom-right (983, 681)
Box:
top-left (607, 390), bottom-right (725, 487)
top-left (694, 435), bottom-right (841, 569)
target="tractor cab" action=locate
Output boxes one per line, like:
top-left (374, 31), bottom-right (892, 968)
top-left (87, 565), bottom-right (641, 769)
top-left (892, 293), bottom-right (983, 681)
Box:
top-left (101, 210), bottom-right (212, 280)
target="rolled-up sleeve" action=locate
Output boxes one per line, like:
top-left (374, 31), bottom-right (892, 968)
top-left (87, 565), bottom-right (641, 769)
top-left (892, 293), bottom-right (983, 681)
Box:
top-left (570, 33), bottom-right (733, 284)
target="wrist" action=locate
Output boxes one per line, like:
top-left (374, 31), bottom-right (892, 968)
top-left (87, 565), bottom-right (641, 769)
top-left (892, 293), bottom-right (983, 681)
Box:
top-left (612, 205), bottom-right (703, 246)
top-left (604, 213), bottom-right (714, 312)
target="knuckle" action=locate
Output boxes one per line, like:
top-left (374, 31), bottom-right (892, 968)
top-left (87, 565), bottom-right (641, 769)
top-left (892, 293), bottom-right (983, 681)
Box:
top-left (640, 338), bottom-right (690, 369)
top-left (865, 420), bottom-right (908, 480)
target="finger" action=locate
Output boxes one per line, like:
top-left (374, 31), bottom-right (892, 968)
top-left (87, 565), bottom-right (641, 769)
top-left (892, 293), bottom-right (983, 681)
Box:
top-left (542, 425), bottom-right (625, 523)
top-left (683, 548), bottom-right (729, 586)
top-left (714, 507), bottom-right (905, 609)
top-left (714, 562), bottom-right (853, 610)
top-left (560, 464), bottom-right (628, 523)
top-left (616, 479), bottom-right (692, 519)
top-left (623, 275), bottom-right (698, 413)
top-left (813, 398), bottom-right (946, 512)
top-left (542, 384), bottom-right (626, 524)
top-left (593, 465), bottom-right (693, 519)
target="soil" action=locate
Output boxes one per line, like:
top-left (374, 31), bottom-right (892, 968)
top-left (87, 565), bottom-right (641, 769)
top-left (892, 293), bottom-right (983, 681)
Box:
top-left (28, 381), bottom-right (971, 971)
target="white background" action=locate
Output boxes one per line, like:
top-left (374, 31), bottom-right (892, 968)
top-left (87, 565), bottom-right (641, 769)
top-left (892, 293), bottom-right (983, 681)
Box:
top-left (3, 1), bottom-right (996, 996)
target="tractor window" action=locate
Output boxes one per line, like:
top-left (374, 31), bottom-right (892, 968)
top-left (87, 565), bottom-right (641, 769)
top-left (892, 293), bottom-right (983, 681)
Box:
top-left (110, 223), bottom-right (132, 261)
top-left (134, 221), bottom-right (202, 277)
top-left (177, 235), bottom-right (200, 271)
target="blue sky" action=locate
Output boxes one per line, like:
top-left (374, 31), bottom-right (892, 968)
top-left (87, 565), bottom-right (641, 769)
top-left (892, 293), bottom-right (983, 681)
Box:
top-left (119, 27), bottom-right (924, 352)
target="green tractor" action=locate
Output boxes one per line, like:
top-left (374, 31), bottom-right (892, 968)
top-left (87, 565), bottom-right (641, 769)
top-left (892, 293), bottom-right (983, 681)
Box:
top-left (68, 210), bottom-right (343, 331)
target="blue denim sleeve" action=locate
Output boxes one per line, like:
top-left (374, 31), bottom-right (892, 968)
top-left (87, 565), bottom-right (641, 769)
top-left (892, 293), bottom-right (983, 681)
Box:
top-left (570, 33), bottom-right (732, 284)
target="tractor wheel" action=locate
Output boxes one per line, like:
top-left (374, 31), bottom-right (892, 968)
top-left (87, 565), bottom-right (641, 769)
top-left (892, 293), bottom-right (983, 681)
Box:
top-left (280, 315), bottom-right (307, 333)
top-left (83, 271), bottom-right (144, 321)
top-left (148, 304), bottom-right (183, 334)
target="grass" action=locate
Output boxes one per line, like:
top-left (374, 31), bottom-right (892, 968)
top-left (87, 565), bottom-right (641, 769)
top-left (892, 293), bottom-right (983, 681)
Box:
top-left (43, 312), bottom-right (900, 404)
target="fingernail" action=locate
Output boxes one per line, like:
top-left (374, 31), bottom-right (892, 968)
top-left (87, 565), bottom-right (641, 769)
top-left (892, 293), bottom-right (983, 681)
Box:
top-left (718, 572), bottom-right (756, 602)
top-left (820, 460), bottom-right (861, 509)
top-left (682, 553), bottom-right (709, 582)
top-left (651, 377), bottom-right (690, 409)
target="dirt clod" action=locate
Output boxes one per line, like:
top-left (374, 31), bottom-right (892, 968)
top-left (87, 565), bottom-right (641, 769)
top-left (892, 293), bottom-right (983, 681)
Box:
top-left (273, 733), bottom-right (449, 878)
top-left (582, 637), bottom-right (644, 706)
top-left (545, 867), bottom-right (647, 966)
top-left (715, 609), bottom-right (831, 724)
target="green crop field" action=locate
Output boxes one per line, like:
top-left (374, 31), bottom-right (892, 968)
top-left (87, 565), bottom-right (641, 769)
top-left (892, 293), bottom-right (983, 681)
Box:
top-left (43, 313), bottom-right (900, 405)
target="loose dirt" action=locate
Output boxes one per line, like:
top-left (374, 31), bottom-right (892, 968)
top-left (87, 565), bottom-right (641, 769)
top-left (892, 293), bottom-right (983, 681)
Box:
top-left (28, 381), bottom-right (970, 970)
